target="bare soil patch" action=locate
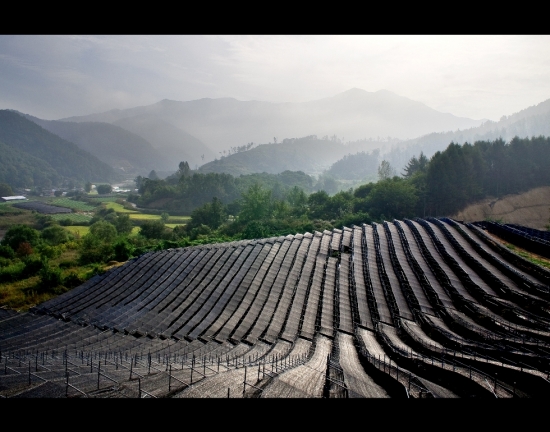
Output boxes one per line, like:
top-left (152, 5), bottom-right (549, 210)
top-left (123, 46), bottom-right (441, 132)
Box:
top-left (453, 186), bottom-right (550, 229)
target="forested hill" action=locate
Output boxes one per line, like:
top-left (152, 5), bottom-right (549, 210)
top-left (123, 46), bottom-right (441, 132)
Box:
top-left (421, 97), bottom-right (550, 147)
top-left (0, 110), bottom-right (119, 187)
top-left (384, 97), bottom-right (550, 170)
top-left (0, 140), bottom-right (61, 188)
top-left (197, 136), bottom-right (352, 177)
top-left (22, 114), bottom-right (175, 175)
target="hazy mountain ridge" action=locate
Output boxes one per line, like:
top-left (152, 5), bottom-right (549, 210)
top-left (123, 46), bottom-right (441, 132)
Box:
top-left (198, 136), bottom-right (353, 177)
top-left (59, 88), bottom-right (484, 158)
top-left (383, 97), bottom-right (550, 169)
top-left (204, 95), bottom-right (550, 181)
top-left (112, 115), bottom-right (215, 169)
top-left (21, 114), bottom-right (174, 175)
top-left (0, 110), bottom-right (119, 187)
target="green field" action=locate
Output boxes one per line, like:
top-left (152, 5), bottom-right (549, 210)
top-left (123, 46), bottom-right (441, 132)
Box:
top-left (88, 196), bottom-right (126, 202)
top-left (64, 226), bottom-right (90, 237)
top-left (50, 213), bottom-right (93, 224)
top-left (65, 226), bottom-right (140, 237)
top-left (0, 199), bottom-right (30, 206)
top-left (50, 198), bottom-right (96, 212)
top-left (128, 213), bottom-right (162, 220)
top-left (103, 202), bottom-right (137, 213)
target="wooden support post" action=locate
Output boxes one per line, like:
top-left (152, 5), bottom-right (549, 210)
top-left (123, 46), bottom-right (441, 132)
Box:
top-left (228, 387), bottom-right (230, 398)
top-left (243, 366), bottom-right (247, 395)
top-left (97, 361), bottom-right (101, 390)
top-left (169, 364), bottom-right (172, 392)
top-left (138, 378), bottom-right (141, 398)
top-left (28, 360), bottom-right (31, 385)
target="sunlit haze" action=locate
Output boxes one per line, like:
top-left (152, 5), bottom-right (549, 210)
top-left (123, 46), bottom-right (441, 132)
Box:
top-left (1, 35), bottom-right (550, 121)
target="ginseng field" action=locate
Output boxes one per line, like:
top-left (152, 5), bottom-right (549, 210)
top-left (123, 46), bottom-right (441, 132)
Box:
top-left (1, 218), bottom-right (550, 398)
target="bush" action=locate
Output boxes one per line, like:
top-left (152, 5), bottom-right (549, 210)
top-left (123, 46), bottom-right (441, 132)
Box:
top-left (85, 264), bottom-right (106, 279)
top-left (1, 225), bottom-right (40, 251)
top-left (78, 234), bottom-right (114, 265)
top-left (241, 221), bottom-right (268, 240)
top-left (38, 244), bottom-right (62, 260)
top-left (21, 256), bottom-right (44, 278)
top-left (139, 220), bottom-right (167, 239)
top-left (113, 240), bottom-right (134, 262)
top-left (334, 211), bottom-right (371, 228)
top-left (0, 262), bottom-right (25, 283)
top-left (63, 271), bottom-right (84, 288)
top-left (16, 242), bottom-right (33, 258)
top-left (0, 244), bottom-right (15, 259)
top-left (41, 225), bottom-right (69, 246)
top-left (96, 184), bottom-right (113, 194)
top-left (89, 221), bottom-right (117, 242)
top-left (39, 264), bottom-right (63, 290)
top-left (155, 240), bottom-right (179, 251)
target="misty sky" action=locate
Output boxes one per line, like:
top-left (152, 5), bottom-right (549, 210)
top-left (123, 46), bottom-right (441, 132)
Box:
top-left (1, 35), bottom-right (550, 122)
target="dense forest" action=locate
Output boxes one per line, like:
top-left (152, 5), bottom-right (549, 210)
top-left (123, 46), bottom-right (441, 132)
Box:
top-left (134, 169), bottom-right (319, 214)
top-left (0, 110), bottom-right (119, 188)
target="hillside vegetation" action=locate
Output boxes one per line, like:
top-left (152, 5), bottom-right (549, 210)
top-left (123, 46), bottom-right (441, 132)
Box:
top-left (23, 114), bottom-right (174, 175)
top-left (0, 110), bottom-right (118, 188)
top-left (198, 136), bottom-right (358, 177)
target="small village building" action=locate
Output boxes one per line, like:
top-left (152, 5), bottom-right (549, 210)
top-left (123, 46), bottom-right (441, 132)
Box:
top-left (0, 196), bottom-right (27, 202)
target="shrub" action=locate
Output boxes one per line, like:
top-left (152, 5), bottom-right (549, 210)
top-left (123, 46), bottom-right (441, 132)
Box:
top-left (22, 256), bottom-right (44, 278)
top-left (96, 184), bottom-right (113, 194)
top-left (78, 234), bottom-right (114, 265)
top-left (39, 264), bottom-right (63, 290)
top-left (89, 221), bottom-right (117, 242)
top-left (113, 240), bottom-right (134, 262)
top-left (0, 262), bottom-right (25, 283)
top-left (63, 271), bottom-right (84, 288)
top-left (16, 242), bottom-right (33, 258)
top-left (139, 220), bottom-right (166, 239)
top-left (2, 225), bottom-right (40, 251)
top-left (0, 244), bottom-right (15, 259)
top-left (241, 221), bottom-right (268, 240)
top-left (41, 225), bottom-right (69, 246)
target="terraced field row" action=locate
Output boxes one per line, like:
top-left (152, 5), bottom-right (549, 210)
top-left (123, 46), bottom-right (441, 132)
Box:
top-left (1, 218), bottom-right (549, 398)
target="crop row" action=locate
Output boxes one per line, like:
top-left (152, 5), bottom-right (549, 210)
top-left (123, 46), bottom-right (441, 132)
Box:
top-left (1, 218), bottom-right (549, 398)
